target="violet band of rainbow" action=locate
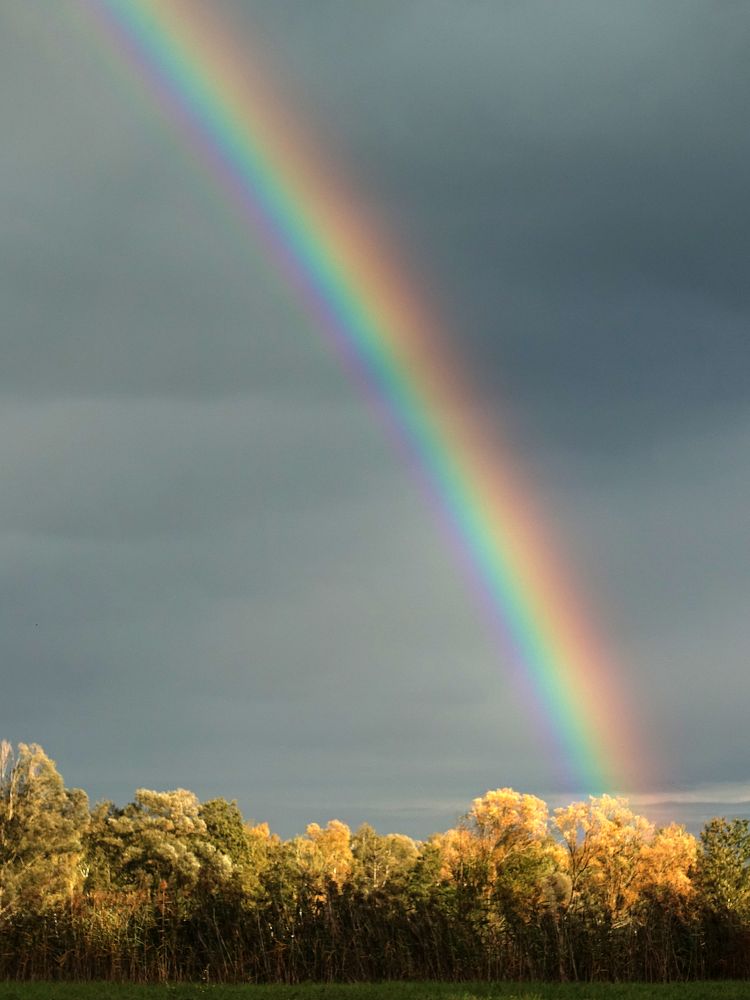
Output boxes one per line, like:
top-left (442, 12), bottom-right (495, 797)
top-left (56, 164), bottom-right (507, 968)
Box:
top-left (84, 0), bottom-right (642, 794)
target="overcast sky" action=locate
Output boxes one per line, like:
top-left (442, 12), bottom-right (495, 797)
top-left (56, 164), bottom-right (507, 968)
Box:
top-left (2, 0), bottom-right (749, 837)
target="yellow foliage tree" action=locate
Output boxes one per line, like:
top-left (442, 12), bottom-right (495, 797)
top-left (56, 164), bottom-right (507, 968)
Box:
top-left (297, 819), bottom-right (353, 897)
top-left (554, 795), bottom-right (654, 922)
top-left (433, 789), bottom-right (559, 927)
top-left (636, 822), bottom-right (697, 911)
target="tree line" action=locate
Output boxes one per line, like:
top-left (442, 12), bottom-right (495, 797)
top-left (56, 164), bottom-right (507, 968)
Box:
top-left (1, 741), bottom-right (749, 983)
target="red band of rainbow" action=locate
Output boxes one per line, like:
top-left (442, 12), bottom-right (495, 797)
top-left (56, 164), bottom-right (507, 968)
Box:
top-left (83, 0), bottom-right (645, 794)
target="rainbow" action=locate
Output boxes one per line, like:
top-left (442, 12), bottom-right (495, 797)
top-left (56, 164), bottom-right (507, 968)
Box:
top-left (83, 0), bottom-right (642, 794)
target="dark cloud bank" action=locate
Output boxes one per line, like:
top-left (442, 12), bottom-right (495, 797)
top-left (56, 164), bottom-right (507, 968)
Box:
top-left (1, 1), bottom-right (749, 836)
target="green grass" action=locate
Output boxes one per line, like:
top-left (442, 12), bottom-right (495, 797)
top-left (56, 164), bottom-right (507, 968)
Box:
top-left (0, 983), bottom-right (749, 1000)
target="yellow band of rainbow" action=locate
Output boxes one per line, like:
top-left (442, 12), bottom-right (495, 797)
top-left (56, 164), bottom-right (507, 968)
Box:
top-left (84, 0), bottom-right (645, 794)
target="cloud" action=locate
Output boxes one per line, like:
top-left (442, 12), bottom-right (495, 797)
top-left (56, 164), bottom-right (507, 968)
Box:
top-left (632, 784), bottom-right (750, 808)
top-left (1, 0), bottom-right (749, 837)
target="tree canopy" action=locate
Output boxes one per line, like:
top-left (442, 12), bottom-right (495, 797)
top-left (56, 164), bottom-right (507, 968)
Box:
top-left (0, 741), bottom-right (746, 983)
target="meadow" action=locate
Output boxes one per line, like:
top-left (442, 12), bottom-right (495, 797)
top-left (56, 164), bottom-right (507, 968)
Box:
top-left (1, 984), bottom-right (750, 1000)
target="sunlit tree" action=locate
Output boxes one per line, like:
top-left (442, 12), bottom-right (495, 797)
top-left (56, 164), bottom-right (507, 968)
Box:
top-left (0, 741), bottom-right (89, 915)
top-left (297, 819), bottom-right (353, 896)
top-left (554, 795), bottom-right (653, 922)
top-left (351, 823), bottom-right (418, 893)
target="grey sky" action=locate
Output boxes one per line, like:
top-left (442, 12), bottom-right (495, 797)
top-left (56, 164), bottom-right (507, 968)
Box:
top-left (2, 0), bottom-right (749, 837)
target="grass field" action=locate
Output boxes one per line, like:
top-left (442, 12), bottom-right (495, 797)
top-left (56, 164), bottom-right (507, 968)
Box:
top-left (0, 983), bottom-right (748, 1000)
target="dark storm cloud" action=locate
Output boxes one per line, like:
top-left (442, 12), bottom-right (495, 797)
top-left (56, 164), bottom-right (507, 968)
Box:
top-left (2, 1), bottom-right (749, 835)
top-left (244, 0), bottom-right (750, 451)
top-left (542, 413), bottom-right (750, 786)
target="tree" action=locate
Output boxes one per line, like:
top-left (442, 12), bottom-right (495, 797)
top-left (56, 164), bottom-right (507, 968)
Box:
top-left (637, 822), bottom-right (697, 909)
top-left (91, 788), bottom-right (233, 898)
top-left (351, 823), bottom-right (418, 893)
top-left (0, 741), bottom-right (89, 915)
top-left (200, 798), bottom-right (252, 867)
top-left (698, 817), bottom-right (750, 920)
top-left (297, 819), bottom-right (353, 896)
top-left (554, 795), bottom-right (653, 923)
top-left (455, 789), bottom-right (556, 911)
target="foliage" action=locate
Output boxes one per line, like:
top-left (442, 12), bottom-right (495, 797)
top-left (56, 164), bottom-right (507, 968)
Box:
top-left (0, 741), bottom-right (89, 916)
top-left (1, 741), bottom-right (749, 983)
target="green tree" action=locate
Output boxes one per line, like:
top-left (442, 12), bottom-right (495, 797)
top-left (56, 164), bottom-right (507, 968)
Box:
top-left (0, 741), bottom-right (89, 915)
top-left (698, 817), bottom-right (750, 920)
top-left (91, 788), bottom-right (233, 897)
top-left (200, 798), bottom-right (251, 867)
top-left (351, 823), bottom-right (418, 893)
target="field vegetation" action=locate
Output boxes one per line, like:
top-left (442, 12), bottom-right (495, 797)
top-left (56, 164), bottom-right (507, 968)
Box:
top-left (2, 742), bottom-right (750, 984)
top-left (2, 985), bottom-right (750, 1000)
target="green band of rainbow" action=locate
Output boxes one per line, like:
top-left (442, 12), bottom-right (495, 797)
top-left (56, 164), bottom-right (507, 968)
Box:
top-left (84, 0), bottom-right (641, 794)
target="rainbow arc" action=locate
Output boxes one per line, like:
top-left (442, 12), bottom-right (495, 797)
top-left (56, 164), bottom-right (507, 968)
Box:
top-left (86, 0), bottom-right (643, 794)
